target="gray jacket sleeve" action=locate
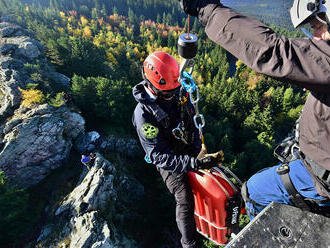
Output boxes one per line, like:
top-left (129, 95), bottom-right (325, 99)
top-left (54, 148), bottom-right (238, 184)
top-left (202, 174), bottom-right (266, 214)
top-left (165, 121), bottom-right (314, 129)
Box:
top-left (200, 4), bottom-right (330, 93)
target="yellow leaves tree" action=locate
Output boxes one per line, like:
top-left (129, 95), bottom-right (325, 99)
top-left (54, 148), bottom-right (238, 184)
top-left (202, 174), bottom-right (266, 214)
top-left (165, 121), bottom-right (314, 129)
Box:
top-left (67, 23), bottom-right (73, 33)
top-left (106, 52), bottom-right (118, 65)
top-left (83, 26), bottom-right (92, 38)
top-left (57, 27), bottom-right (65, 33)
top-left (236, 60), bottom-right (244, 70)
top-left (80, 16), bottom-right (88, 26)
top-left (59, 11), bottom-right (66, 18)
top-left (19, 88), bottom-right (44, 108)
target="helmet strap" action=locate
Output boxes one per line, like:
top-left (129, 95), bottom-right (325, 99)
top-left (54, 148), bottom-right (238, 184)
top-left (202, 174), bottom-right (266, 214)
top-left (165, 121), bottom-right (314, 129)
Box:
top-left (145, 80), bottom-right (160, 96)
top-left (316, 13), bottom-right (328, 25)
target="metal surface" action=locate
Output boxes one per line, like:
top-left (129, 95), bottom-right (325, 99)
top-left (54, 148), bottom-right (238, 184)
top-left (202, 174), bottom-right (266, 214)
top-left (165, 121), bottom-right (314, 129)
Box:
top-left (226, 202), bottom-right (330, 248)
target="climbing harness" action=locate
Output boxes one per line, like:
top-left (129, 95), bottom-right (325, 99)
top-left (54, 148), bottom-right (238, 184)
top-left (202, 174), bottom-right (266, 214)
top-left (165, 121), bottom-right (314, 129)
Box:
top-left (272, 119), bottom-right (330, 212)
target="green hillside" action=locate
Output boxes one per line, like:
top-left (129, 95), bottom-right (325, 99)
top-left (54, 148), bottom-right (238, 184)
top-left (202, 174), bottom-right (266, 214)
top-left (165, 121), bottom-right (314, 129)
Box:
top-left (223, 0), bottom-right (294, 29)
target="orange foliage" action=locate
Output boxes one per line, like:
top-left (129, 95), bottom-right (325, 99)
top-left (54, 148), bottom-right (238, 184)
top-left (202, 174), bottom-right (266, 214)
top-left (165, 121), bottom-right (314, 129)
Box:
top-left (68, 10), bottom-right (77, 17)
top-left (83, 26), bottom-right (92, 38)
top-left (246, 73), bottom-right (264, 90)
top-left (98, 18), bottom-right (104, 26)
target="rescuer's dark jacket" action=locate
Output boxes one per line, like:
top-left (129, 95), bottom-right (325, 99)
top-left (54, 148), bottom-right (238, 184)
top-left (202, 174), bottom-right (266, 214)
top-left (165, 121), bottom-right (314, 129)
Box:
top-left (199, 4), bottom-right (330, 171)
top-left (132, 81), bottom-right (201, 173)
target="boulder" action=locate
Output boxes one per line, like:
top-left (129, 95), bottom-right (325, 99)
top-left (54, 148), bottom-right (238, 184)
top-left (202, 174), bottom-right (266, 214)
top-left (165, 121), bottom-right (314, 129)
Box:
top-left (99, 135), bottom-right (140, 157)
top-left (0, 22), bottom-right (32, 38)
top-left (74, 131), bottom-right (101, 153)
top-left (50, 72), bottom-right (71, 87)
top-left (0, 104), bottom-right (85, 187)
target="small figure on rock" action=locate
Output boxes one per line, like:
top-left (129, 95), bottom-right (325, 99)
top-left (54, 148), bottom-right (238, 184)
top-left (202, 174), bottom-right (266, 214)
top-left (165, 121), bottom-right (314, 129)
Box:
top-left (81, 153), bottom-right (96, 170)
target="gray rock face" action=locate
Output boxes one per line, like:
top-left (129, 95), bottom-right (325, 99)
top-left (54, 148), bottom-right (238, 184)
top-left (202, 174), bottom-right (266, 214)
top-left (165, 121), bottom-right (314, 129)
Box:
top-left (0, 21), bottom-right (43, 120)
top-left (50, 72), bottom-right (71, 87)
top-left (38, 154), bottom-right (143, 248)
top-left (0, 104), bottom-right (85, 187)
top-left (0, 22), bottom-right (32, 38)
top-left (70, 212), bottom-right (113, 248)
top-left (0, 19), bottom-right (143, 248)
top-left (0, 20), bottom-right (81, 187)
top-left (99, 135), bottom-right (140, 157)
top-left (4, 36), bottom-right (42, 61)
top-left (75, 131), bottom-right (101, 153)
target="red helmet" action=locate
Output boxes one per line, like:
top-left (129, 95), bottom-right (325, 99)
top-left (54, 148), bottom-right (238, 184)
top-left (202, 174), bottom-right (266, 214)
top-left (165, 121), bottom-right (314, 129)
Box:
top-left (143, 51), bottom-right (180, 91)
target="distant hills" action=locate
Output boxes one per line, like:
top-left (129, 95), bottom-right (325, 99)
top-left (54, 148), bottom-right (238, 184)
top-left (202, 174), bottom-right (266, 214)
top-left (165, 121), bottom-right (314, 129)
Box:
top-left (18, 0), bottom-right (296, 29)
top-left (222, 0), bottom-right (295, 29)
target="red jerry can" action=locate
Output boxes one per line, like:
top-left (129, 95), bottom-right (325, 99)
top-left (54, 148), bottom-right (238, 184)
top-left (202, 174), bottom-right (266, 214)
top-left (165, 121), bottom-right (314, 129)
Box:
top-left (187, 166), bottom-right (243, 246)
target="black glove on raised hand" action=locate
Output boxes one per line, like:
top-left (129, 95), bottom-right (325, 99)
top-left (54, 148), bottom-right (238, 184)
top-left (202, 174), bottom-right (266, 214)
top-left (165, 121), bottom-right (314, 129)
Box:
top-left (194, 150), bottom-right (224, 170)
top-left (195, 154), bottom-right (219, 170)
top-left (178, 0), bottom-right (220, 17)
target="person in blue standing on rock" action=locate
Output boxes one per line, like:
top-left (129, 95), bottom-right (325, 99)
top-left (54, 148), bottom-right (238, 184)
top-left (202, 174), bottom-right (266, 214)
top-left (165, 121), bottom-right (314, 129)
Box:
top-left (177, 0), bottom-right (330, 218)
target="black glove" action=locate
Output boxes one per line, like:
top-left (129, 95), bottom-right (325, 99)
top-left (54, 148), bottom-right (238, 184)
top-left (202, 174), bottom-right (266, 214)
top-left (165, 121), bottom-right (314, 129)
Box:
top-left (194, 150), bottom-right (224, 170)
top-left (178, 0), bottom-right (220, 17)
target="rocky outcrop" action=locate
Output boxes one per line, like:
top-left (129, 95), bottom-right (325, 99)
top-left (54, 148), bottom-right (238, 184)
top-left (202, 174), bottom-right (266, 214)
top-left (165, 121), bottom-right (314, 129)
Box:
top-left (0, 19), bottom-right (144, 248)
top-left (0, 19), bottom-right (85, 187)
top-left (0, 20), bottom-right (44, 120)
top-left (75, 131), bottom-right (140, 157)
top-left (100, 135), bottom-right (140, 157)
top-left (37, 154), bottom-right (143, 248)
top-left (0, 104), bottom-right (84, 187)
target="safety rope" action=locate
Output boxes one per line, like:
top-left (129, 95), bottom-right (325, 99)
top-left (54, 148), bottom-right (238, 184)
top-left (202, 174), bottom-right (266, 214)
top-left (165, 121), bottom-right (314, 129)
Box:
top-left (187, 15), bottom-right (190, 40)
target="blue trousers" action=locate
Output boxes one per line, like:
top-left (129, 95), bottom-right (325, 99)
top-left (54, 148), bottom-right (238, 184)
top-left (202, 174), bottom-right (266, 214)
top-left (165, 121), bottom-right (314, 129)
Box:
top-left (246, 159), bottom-right (330, 219)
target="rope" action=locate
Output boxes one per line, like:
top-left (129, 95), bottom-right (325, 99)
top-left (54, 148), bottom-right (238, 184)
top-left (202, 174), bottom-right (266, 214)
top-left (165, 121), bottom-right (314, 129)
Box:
top-left (187, 15), bottom-right (190, 40)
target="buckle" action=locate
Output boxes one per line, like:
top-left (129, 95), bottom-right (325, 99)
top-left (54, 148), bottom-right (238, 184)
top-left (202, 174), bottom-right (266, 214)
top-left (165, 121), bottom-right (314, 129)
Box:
top-left (172, 123), bottom-right (188, 144)
top-left (277, 164), bottom-right (290, 175)
top-left (172, 126), bottom-right (184, 140)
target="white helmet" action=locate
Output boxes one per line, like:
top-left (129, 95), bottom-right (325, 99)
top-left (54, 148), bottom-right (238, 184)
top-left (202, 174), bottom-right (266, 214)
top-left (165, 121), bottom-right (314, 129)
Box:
top-left (290, 0), bottom-right (330, 28)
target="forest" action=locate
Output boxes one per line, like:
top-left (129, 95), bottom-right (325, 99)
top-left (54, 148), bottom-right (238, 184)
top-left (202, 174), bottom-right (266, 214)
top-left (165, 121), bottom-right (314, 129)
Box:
top-left (222, 0), bottom-right (295, 30)
top-left (0, 0), bottom-right (307, 247)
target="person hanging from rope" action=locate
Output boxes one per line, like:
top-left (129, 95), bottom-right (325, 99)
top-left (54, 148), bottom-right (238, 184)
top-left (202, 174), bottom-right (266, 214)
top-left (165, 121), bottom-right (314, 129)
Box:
top-left (132, 51), bottom-right (223, 248)
top-left (178, 0), bottom-right (330, 218)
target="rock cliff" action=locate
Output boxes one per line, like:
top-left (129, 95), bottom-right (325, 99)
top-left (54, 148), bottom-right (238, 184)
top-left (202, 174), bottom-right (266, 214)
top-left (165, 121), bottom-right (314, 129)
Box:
top-left (0, 18), bottom-right (85, 187)
top-left (0, 18), bottom-right (44, 120)
top-left (0, 104), bottom-right (85, 187)
top-left (37, 154), bottom-right (143, 248)
top-left (0, 19), bottom-right (145, 248)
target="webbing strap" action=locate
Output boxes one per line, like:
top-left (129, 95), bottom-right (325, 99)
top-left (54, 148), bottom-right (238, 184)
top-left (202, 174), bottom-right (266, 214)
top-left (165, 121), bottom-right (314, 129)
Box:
top-left (241, 181), bottom-right (266, 217)
top-left (279, 168), bottom-right (311, 211)
top-left (304, 157), bottom-right (330, 197)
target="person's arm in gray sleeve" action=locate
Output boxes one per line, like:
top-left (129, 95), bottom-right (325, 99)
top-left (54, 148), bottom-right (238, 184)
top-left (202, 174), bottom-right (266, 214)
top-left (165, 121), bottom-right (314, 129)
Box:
top-left (133, 109), bottom-right (196, 173)
top-left (198, 4), bottom-right (330, 93)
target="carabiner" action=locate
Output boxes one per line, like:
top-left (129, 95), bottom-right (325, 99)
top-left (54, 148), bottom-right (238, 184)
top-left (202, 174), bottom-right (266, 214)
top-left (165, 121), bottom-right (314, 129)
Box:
top-left (172, 123), bottom-right (188, 144)
top-left (189, 88), bottom-right (199, 104)
top-left (181, 71), bottom-right (197, 94)
top-left (193, 114), bottom-right (205, 129)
